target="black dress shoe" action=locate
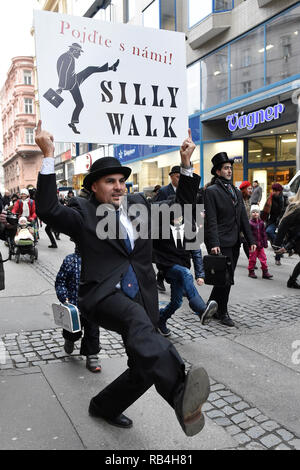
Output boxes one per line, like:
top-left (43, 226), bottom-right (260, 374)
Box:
top-left (287, 277), bottom-right (300, 289)
top-left (68, 122), bottom-right (80, 134)
top-left (48, 244), bottom-right (57, 248)
top-left (174, 366), bottom-right (210, 437)
top-left (220, 313), bottom-right (235, 327)
top-left (89, 398), bottom-right (133, 428)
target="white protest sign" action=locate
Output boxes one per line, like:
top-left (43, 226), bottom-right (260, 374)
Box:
top-left (34, 10), bottom-right (188, 146)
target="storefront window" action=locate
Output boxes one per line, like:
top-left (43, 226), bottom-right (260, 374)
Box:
top-left (126, 0), bottom-right (136, 21)
top-left (187, 61), bottom-right (200, 115)
top-left (248, 136), bottom-right (276, 163)
top-left (278, 133), bottom-right (297, 161)
top-left (143, 1), bottom-right (159, 29)
top-left (248, 166), bottom-right (296, 201)
top-left (201, 47), bottom-right (228, 109)
top-left (266, 5), bottom-right (300, 85)
top-left (231, 27), bottom-right (264, 99)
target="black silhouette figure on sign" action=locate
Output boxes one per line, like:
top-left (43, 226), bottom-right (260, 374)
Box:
top-left (43, 43), bottom-right (120, 134)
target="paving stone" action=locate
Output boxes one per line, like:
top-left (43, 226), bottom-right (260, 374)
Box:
top-left (260, 434), bottom-right (282, 449)
top-left (276, 429), bottom-right (294, 442)
top-left (208, 392), bottom-right (220, 402)
top-left (226, 425), bottom-right (241, 436)
top-left (275, 444), bottom-right (292, 450)
top-left (213, 399), bottom-right (228, 408)
top-left (214, 417), bottom-right (232, 426)
top-left (222, 406), bottom-right (236, 416)
top-left (289, 439), bottom-right (300, 450)
top-left (239, 419), bottom-right (256, 430)
top-left (224, 395), bottom-right (241, 405)
top-left (12, 356), bottom-right (27, 363)
top-left (234, 433), bottom-right (251, 445)
top-left (254, 414), bottom-right (268, 423)
top-left (210, 384), bottom-right (225, 392)
top-left (234, 401), bottom-right (250, 411)
top-left (261, 421), bottom-right (280, 432)
top-left (245, 442), bottom-right (267, 450)
top-left (246, 425), bottom-right (266, 438)
top-left (231, 413), bottom-right (247, 424)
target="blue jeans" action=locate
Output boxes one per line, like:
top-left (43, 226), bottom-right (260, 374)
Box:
top-left (160, 265), bottom-right (207, 321)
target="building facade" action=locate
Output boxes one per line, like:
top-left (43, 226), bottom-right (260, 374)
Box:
top-left (0, 57), bottom-right (43, 194)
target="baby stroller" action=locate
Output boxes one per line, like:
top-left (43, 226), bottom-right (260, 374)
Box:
top-left (14, 216), bottom-right (38, 264)
top-left (5, 212), bottom-right (18, 260)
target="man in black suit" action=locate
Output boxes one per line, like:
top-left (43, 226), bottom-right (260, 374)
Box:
top-left (35, 122), bottom-right (210, 437)
top-left (153, 165), bottom-right (181, 291)
top-left (56, 43), bottom-right (119, 134)
top-left (204, 152), bottom-right (256, 327)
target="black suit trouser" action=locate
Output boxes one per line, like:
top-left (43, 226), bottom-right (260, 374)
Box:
top-left (209, 244), bottom-right (240, 315)
top-left (88, 291), bottom-right (185, 419)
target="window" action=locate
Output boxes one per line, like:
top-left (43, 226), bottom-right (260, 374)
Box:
top-left (201, 47), bottom-right (229, 109)
top-left (143, 1), bottom-right (159, 29)
top-left (79, 143), bottom-right (89, 155)
top-left (248, 137), bottom-right (276, 163)
top-left (24, 98), bottom-right (33, 114)
top-left (231, 27), bottom-right (264, 99)
top-left (23, 70), bottom-right (32, 85)
top-left (126, 0), bottom-right (136, 22)
top-left (93, 3), bottom-right (113, 22)
top-left (242, 80), bottom-right (252, 93)
top-left (160, 0), bottom-right (176, 31)
top-left (189, 0), bottom-right (212, 27)
top-left (278, 133), bottom-right (297, 161)
top-left (187, 61), bottom-right (200, 115)
top-left (214, 0), bottom-right (233, 11)
top-left (266, 5), bottom-right (300, 85)
top-left (25, 128), bottom-right (34, 145)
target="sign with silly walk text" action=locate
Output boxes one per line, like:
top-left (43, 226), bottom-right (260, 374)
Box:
top-left (34, 10), bottom-right (188, 145)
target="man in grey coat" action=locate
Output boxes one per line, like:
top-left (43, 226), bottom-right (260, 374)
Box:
top-left (250, 181), bottom-right (262, 205)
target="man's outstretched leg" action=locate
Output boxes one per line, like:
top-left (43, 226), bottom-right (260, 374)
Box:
top-left (87, 291), bottom-right (210, 436)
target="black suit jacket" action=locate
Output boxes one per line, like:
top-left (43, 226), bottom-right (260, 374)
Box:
top-left (154, 183), bottom-right (176, 202)
top-left (36, 172), bottom-right (200, 324)
top-left (204, 179), bottom-right (254, 250)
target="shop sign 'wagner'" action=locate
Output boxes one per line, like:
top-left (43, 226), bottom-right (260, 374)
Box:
top-left (226, 103), bottom-right (285, 132)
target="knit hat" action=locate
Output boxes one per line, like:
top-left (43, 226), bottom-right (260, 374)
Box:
top-left (20, 188), bottom-right (29, 196)
top-left (272, 183), bottom-right (283, 192)
top-left (250, 205), bottom-right (260, 214)
top-left (239, 181), bottom-right (251, 190)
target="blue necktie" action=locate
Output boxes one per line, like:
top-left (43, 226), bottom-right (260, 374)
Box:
top-left (116, 211), bottom-right (139, 299)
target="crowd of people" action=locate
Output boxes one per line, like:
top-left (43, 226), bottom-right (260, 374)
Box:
top-left (0, 122), bottom-right (299, 438)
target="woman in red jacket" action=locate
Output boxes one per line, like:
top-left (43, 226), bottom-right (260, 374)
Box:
top-left (12, 189), bottom-right (37, 222)
top-left (248, 205), bottom-right (273, 279)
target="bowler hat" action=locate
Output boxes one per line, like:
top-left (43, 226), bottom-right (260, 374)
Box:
top-left (83, 157), bottom-right (131, 190)
top-left (69, 43), bottom-right (84, 52)
top-left (169, 165), bottom-right (181, 176)
top-left (211, 152), bottom-right (234, 175)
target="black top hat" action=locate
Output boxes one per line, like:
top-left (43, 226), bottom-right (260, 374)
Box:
top-left (69, 43), bottom-right (84, 52)
top-left (83, 157), bottom-right (131, 190)
top-left (169, 165), bottom-right (181, 176)
top-left (211, 152), bottom-right (234, 175)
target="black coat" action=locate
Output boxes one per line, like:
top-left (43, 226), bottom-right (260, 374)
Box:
top-left (274, 206), bottom-right (300, 255)
top-left (36, 172), bottom-right (200, 324)
top-left (204, 179), bottom-right (254, 250)
top-left (154, 183), bottom-right (175, 202)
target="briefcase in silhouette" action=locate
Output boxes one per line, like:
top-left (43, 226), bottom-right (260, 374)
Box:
top-left (43, 88), bottom-right (64, 108)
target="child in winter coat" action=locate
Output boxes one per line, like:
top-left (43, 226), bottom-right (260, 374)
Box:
top-left (248, 205), bottom-right (273, 279)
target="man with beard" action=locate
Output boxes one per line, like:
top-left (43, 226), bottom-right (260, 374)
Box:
top-left (204, 152), bottom-right (256, 327)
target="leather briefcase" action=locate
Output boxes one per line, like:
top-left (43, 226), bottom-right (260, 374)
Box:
top-left (203, 254), bottom-right (232, 286)
top-left (43, 88), bottom-right (64, 108)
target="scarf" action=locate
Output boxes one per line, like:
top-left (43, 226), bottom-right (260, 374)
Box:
top-left (21, 199), bottom-right (30, 218)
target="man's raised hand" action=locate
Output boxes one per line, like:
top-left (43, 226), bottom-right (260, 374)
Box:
top-left (35, 120), bottom-right (55, 158)
top-left (180, 129), bottom-right (196, 167)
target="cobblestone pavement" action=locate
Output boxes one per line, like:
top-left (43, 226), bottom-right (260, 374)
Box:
top-left (1, 259), bottom-right (300, 450)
